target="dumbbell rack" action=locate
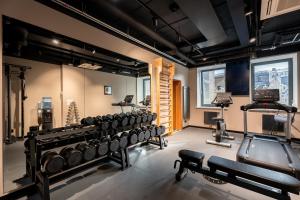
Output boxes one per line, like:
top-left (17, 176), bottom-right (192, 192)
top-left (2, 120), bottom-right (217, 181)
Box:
top-left (25, 126), bottom-right (130, 200)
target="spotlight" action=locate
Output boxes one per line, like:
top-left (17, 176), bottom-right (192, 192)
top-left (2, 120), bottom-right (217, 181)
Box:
top-left (249, 37), bottom-right (256, 43)
top-left (52, 39), bottom-right (60, 45)
top-left (92, 49), bottom-right (96, 54)
top-left (202, 57), bottom-right (208, 61)
top-left (116, 58), bottom-right (120, 62)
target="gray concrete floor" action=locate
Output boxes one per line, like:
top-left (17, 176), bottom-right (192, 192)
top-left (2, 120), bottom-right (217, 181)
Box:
top-left (4, 127), bottom-right (300, 200)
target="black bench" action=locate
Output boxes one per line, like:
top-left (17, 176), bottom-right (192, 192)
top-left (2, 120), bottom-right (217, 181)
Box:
top-left (174, 149), bottom-right (300, 200)
top-left (208, 156), bottom-right (300, 194)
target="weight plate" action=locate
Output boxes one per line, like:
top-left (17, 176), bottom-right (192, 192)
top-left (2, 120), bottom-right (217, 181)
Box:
top-left (141, 114), bottom-right (148, 123)
top-left (129, 133), bottom-right (138, 145)
top-left (156, 126), bottom-right (162, 136)
top-left (67, 150), bottom-right (82, 167)
top-left (137, 131), bottom-right (145, 142)
top-left (147, 114), bottom-right (153, 122)
top-left (121, 117), bottom-right (129, 127)
top-left (44, 154), bottom-right (64, 174)
top-left (149, 126), bottom-right (156, 137)
top-left (129, 116), bottom-right (135, 125)
top-left (119, 136), bottom-right (128, 149)
top-left (109, 139), bottom-right (120, 152)
top-left (83, 145), bottom-right (96, 161)
top-left (135, 116), bottom-right (142, 124)
top-left (111, 120), bottom-right (118, 129)
top-left (98, 142), bottom-right (109, 156)
top-left (144, 129), bottom-right (151, 140)
top-left (152, 113), bottom-right (157, 121)
top-left (160, 126), bottom-right (166, 135)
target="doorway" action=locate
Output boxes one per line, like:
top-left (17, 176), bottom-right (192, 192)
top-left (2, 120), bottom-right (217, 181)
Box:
top-left (173, 80), bottom-right (182, 131)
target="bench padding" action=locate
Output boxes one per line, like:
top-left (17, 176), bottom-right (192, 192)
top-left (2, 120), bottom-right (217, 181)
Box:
top-left (208, 156), bottom-right (300, 193)
top-left (179, 150), bottom-right (204, 164)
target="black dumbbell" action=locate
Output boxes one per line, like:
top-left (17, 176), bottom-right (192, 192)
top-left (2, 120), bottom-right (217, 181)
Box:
top-left (126, 113), bottom-right (136, 126)
top-left (60, 147), bottom-right (82, 168)
top-left (94, 138), bottom-right (109, 156)
top-left (152, 113), bottom-right (157, 121)
top-left (142, 127), bottom-right (151, 140)
top-left (41, 151), bottom-right (65, 174)
top-left (131, 112), bottom-right (142, 124)
top-left (75, 143), bottom-right (96, 162)
top-left (94, 116), bottom-right (110, 131)
top-left (114, 113), bottom-right (129, 127)
top-left (109, 135), bottom-right (120, 152)
top-left (103, 114), bottom-right (119, 129)
top-left (128, 130), bottom-right (138, 145)
top-left (146, 112), bottom-right (153, 122)
top-left (81, 117), bottom-right (94, 126)
top-left (119, 133), bottom-right (129, 149)
top-left (148, 125), bottom-right (156, 137)
top-left (136, 128), bottom-right (145, 142)
top-left (155, 126), bottom-right (162, 136)
top-left (160, 125), bottom-right (166, 135)
top-left (140, 112), bottom-right (148, 123)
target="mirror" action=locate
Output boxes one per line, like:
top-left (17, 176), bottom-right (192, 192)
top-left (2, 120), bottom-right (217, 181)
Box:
top-left (2, 17), bottom-right (151, 192)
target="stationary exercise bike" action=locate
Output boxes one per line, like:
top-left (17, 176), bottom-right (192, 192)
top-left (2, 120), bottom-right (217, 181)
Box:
top-left (206, 92), bottom-right (234, 148)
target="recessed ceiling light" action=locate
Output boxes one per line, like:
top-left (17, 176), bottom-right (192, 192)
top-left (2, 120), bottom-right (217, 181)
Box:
top-left (245, 11), bottom-right (253, 16)
top-left (116, 58), bottom-right (120, 62)
top-left (52, 39), bottom-right (60, 45)
top-left (202, 57), bottom-right (207, 61)
top-left (92, 49), bottom-right (96, 54)
top-left (249, 37), bottom-right (256, 43)
top-left (77, 63), bottom-right (102, 70)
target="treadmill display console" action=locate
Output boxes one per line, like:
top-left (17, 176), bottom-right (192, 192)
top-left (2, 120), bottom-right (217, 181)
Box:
top-left (252, 89), bottom-right (279, 102)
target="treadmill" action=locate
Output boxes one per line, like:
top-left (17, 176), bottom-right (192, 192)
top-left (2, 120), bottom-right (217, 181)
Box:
top-left (237, 89), bottom-right (300, 179)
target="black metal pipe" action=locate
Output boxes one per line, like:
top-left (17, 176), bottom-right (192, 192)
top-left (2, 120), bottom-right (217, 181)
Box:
top-left (90, 0), bottom-right (196, 65)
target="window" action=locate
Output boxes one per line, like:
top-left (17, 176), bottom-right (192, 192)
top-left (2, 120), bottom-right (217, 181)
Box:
top-left (143, 78), bottom-right (150, 99)
top-left (251, 58), bottom-right (293, 105)
top-left (198, 65), bottom-right (226, 107)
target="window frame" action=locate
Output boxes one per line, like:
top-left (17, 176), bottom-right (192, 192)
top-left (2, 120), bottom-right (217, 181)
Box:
top-left (143, 78), bottom-right (150, 99)
top-left (197, 64), bottom-right (226, 108)
top-left (250, 58), bottom-right (293, 106)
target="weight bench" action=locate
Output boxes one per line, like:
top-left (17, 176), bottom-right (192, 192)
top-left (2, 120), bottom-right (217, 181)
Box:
top-left (174, 149), bottom-right (300, 200)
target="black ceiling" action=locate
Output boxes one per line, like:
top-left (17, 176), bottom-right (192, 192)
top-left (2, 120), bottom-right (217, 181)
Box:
top-left (8, 0), bottom-right (300, 67)
top-left (3, 17), bottom-right (149, 77)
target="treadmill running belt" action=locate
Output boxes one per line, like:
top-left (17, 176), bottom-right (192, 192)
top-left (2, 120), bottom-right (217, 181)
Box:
top-left (248, 139), bottom-right (289, 169)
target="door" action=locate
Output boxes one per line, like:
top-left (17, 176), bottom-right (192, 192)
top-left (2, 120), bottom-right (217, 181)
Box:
top-left (173, 80), bottom-right (182, 131)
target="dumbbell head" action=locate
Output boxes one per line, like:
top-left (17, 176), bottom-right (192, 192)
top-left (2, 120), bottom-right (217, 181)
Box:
top-left (141, 113), bottom-right (148, 123)
top-left (109, 136), bottom-right (120, 152)
top-left (155, 126), bottom-right (162, 136)
top-left (111, 119), bottom-right (118, 129)
top-left (152, 113), bottom-right (157, 121)
top-left (147, 113), bottom-right (153, 122)
top-left (60, 147), bottom-right (82, 168)
top-left (160, 126), bottom-right (166, 135)
top-left (81, 117), bottom-right (94, 126)
top-left (143, 128), bottom-right (151, 140)
top-left (41, 151), bottom-right (64, 174)
top-left (119, 133), bottom-right (129, 149)
top-left (75, 143), bottom-right (96, 162)
top-left (128, 115), bottom-right (135, 125)
top-left (148, 126), bottom-right (156, 137)
top-left (136, 129), bottom-right (145, 142)
top-left (97, 138), bottom-right (109, 156)
top-left (128, 130), bottom-right (138, 145)
top-left (135, 115), bottom-right (142, 124)
top-left (99, 121), bottom-right (109, 131)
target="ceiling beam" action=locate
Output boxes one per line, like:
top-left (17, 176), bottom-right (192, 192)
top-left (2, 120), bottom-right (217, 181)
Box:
top-left (227, 0), bottom-right (249, 46)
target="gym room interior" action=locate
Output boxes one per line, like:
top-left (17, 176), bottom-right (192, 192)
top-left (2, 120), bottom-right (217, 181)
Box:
top-left (0, 0), bottom-right (300, 199)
